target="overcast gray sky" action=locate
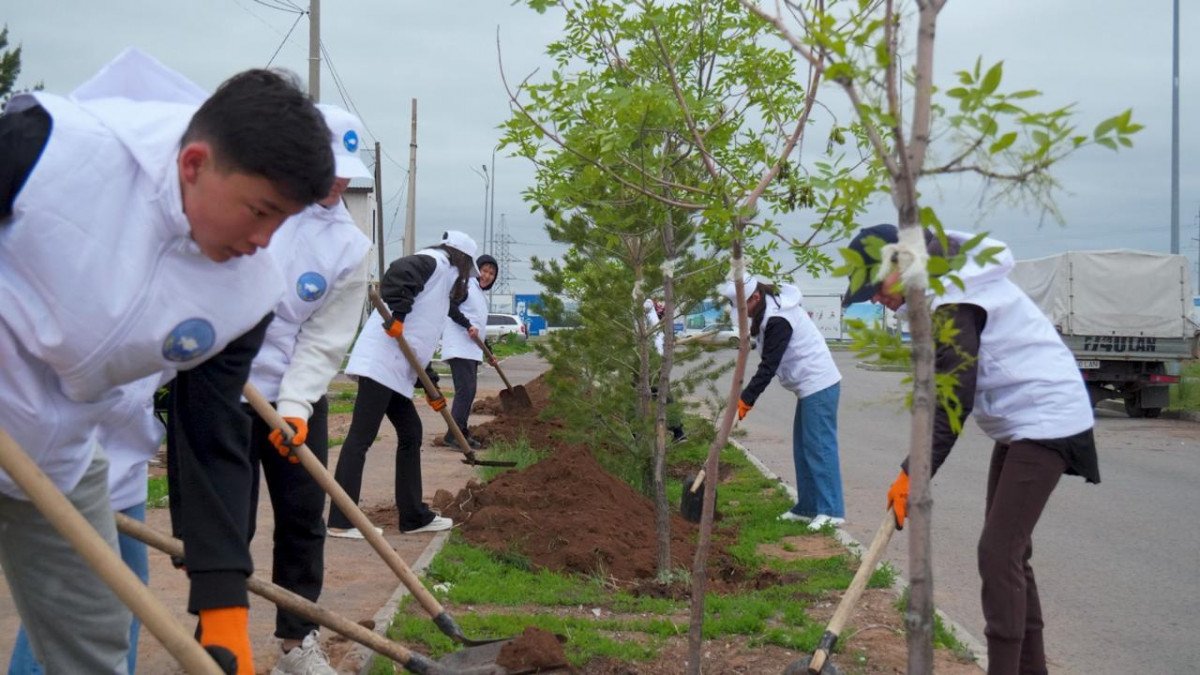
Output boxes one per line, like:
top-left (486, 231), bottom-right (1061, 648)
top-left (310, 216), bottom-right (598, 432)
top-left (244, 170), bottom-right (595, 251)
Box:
top-left (4, 1), bottom-right (1197, 294)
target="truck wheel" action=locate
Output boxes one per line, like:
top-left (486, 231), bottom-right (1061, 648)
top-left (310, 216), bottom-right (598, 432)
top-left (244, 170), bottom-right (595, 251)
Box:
top-left (1123, 396), bottom-right (1150, 418)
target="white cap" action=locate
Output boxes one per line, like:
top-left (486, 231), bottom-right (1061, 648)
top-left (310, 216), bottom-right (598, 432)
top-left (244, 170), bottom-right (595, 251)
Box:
top-left (441, 230), bottom-right (480, 274)
top-left (316, 103), bottom-right (372, 179)
top-left (717, 272), bottom-right (758, 303)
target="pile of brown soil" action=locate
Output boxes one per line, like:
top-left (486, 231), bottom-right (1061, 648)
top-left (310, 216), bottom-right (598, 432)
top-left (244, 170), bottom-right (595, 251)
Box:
top-left (435, 374), bottom-right (735, 584)
top-left (436, 442), bottom-right (705, 582)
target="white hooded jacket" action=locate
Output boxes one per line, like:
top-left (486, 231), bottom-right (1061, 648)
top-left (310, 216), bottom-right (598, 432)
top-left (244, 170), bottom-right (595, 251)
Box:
top-left (932, 231), bottom-right (1092, 442)
top-left (758, 284), bottom-right (842, 399)
top-left (0, 50), bottom-right (284, 497)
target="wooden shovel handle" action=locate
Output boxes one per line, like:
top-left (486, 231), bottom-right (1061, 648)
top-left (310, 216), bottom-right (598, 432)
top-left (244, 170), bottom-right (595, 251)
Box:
top-left (113, 514), bottom-right (442, 672)
top-left (807, 509), bottom-right (898, 673)
top-left (0, 428), bottom-right (223, 675)
top-left (366, 288), bottom-right (479, 463)
top-left (470, 334), bottom-right (514, 390)
top-left (242, 382), bottom-right (448, 623)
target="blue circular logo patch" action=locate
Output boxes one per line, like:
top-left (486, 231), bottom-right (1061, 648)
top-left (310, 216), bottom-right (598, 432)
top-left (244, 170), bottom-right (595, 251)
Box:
top-left (342, 130), bottom-right (359, 153)
top-left (162, 318), bottom-right (216, 363)
top-left (296, 271), bottom-right (328, 302)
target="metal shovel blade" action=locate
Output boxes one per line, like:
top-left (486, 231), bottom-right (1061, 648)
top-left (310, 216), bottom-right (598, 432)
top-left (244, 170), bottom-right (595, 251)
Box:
top-left (498, 385), bottom-right (534, 413)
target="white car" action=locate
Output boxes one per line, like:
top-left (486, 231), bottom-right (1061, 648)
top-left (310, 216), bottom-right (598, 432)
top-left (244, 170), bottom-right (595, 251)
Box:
top-left (486, 313), bottom-right (528, 342)
top-left (683, 326), bottom-right (756, 350)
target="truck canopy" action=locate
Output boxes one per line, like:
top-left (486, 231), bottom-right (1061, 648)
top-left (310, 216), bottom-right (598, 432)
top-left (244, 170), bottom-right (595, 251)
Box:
top-left (1009, 250), bottom-right (1194, 339)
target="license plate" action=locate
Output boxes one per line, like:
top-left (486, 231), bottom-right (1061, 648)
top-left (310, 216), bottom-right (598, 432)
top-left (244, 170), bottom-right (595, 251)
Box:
top-left (1077, 360), bottom-right (1100, 369)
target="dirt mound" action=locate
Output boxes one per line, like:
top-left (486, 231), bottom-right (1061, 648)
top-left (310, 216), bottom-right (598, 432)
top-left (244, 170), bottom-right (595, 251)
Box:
top-left (436, 443), bottom-right (701, 582)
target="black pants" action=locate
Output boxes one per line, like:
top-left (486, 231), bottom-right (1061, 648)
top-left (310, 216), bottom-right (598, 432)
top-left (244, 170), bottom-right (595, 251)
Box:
top-left (978, 439), bottom-right (1066, 675)
top-left (327, 377), bottom-right (435, 532)
top-left (245, 397), bottom-right (328, 641)
top-left (446, 357), bottom-right (478, 435)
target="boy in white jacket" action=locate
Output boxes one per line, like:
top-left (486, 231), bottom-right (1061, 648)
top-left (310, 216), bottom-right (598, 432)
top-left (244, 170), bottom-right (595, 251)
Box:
top-left (0, 49), bottom-right (333, 674)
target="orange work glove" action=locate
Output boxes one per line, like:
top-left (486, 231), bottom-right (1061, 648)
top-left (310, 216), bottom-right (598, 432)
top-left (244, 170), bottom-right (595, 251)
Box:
top-left (887, 469), bottom-right (910, 531)
top-left (736, 398), bottom-right (753, 421)
top-left (428, 396), bottom-right (447, 412)
top-left (198, 606), bottom-right (253, 675)
top-left (385, 319), bottom-right (404, 338)
top-left (268, 417), bottom-right (308, 464)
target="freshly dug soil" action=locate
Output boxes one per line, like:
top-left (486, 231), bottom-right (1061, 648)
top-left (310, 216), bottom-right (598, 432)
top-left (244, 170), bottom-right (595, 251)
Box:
top-left (435, 374), bottom-right (739, 584)
top-left (496, 627), bottom-right (570, 672)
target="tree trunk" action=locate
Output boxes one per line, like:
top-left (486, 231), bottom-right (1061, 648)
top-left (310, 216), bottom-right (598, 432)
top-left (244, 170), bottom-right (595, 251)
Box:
top-left (686, 236), bottom-right (751, 675)
top-left (654, 215), bottom-right (679, 578)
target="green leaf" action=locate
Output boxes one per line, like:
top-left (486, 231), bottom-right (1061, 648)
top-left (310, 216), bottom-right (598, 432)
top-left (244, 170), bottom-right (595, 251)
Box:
top-left (1093, 115), bottom-right (1119, 139)
top-left (980, 61), bottom-right (1003, 95)
top-left (988, 131), bottom-right (1018, 154)
top-left (927, 256), bottom-right (951, 275)
top-left (1095, 137), bottom-right (1118, 150)
top-left (946, 87), bottom-right (969, 99)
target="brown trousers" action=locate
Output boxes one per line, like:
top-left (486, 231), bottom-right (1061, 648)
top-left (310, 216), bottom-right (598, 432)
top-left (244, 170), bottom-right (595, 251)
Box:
top-left (979, 439), bottom-right (1067, 675)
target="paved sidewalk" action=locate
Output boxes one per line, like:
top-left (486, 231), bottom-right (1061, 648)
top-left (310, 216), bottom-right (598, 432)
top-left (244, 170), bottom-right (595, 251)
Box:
top-left (0, 352), bottom-right (547, 674)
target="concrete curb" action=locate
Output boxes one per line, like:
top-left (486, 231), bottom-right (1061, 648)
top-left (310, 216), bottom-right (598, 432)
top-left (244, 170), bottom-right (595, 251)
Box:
top-left (351, 529), bottom-right (454, 675)
top-left (731, 439), bottom-right (989, 671)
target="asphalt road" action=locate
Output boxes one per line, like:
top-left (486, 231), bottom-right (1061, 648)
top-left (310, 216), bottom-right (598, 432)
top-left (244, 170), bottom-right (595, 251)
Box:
top-left (714, 348), bottom-right (1200, 675)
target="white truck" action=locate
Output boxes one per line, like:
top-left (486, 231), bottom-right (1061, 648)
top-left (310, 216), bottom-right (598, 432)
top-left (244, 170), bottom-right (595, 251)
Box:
top-left (1009, 250), bottom-right (1199, 418)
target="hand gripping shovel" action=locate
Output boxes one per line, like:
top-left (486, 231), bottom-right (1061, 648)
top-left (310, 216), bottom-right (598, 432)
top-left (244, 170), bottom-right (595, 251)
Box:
top-left (782, 509), bottom-right (899, 675)
top-left (470, 334), bottom-right (532, 414)
top-left (114, 514), bottom-right (517, 675)
top-left (242, 383), bottom-right (520, 653)
top-left (367, 288), bottom-right (515, 467)
top-left (0, 428), bottom-right (226, 675)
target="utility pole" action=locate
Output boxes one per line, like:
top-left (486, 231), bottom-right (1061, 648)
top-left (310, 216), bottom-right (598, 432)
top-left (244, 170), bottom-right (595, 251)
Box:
top-left (1170, 0), bottom-right (1179, 253)
top-left (374, 141), bottom-right (385, 281)
top-left (308, 0), bottom-right (320, 100)
top-left (488, 148), bottom-right (497, 255)
top-left (403, 99), bottom-right (417, 256)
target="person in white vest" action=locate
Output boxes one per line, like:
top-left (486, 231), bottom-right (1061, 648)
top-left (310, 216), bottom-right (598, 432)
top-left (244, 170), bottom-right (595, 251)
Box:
top-left (719, 274), bottom-right (846, 531)
top-left (8, 377), bottom-right (162, 675)
top-left (327, 231), bottom-right (479, 538)
top-left (842, 224), bottom-right (1099, 675)
top-left (230, 104), bottom-right (371, 674)
top-left (641, 298), bottom-right (686, 442)
top-left (0, 48), bottom-right (334, 674)
top-left (439, 254), bottom-right (499, 447)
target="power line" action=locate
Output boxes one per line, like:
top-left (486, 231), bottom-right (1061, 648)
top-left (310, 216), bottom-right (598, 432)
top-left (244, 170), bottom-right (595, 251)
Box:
top-left (318, 40), bottom-right (407, 172)
top-left (265, 11), bottom-right (306, 67)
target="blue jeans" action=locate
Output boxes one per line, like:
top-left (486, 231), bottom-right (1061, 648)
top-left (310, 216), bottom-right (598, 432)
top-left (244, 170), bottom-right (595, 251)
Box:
top-left (8, 503), bottom-right (148, 675)
top-left (787, 382), bottom-right (845, 518)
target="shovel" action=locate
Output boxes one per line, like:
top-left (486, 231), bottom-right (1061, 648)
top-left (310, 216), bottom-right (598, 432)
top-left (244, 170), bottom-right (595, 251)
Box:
top-left (243, 382), bottom-right (519, 650)
top-left (782, 509), bottom-right (899, 675)
top-left (679, 469), bottom-right (709, 523)
top-left (368, 288), bottom-right (516, 468)
top-left (114, 514), bottom-right (530, 675)
top-left (0, 427), bottom-right (225, 675)
top-left (470, 334), bottom-right (533, 413)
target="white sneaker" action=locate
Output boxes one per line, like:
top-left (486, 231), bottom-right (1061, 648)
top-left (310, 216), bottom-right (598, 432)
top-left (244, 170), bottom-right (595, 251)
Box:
top-left (271, 630), bottom-right (336, 675)
top-left (807, 514), bottom-right (846, 531)
top-left (778, 511), bottom-right (812, 523)
top-left (403, 515), bottom-right (453, 534)
top-left (327, 525), bottom-right (383, 540)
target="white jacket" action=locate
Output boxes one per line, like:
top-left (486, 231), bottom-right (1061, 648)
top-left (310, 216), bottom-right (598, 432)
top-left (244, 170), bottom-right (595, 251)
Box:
top-left (439, 279), bottom-right (488, 362)
top-left (932, 231), bottom-right (1093, 442)
top-left (758, 284), bottom-right (842, 399)
top-left (345, 249), bottom-right (458, 398)
top-left (0, 65), bottom-right (283, 497)
top-left (248, 202), bottom-right (370, 419)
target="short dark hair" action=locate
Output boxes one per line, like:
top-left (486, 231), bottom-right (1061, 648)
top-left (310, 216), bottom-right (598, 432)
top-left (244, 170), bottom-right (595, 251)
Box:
top-left (182, 69), bottom-right (334, 204)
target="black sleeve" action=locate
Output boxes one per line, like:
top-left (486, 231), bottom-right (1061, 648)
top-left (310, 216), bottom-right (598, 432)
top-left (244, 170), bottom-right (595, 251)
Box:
top-left (902, 303), bottom-right (985, 477)
top-left (165, 313), bottom-right (272, 613)
top-left (740, 317), bottom-right (793, 406)
top-left (0, 104), bottom-right (51, 221)
top-left (447, 290), bottom-right (471, 329)
top-left (380, 253), bottom-right (437, 321)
